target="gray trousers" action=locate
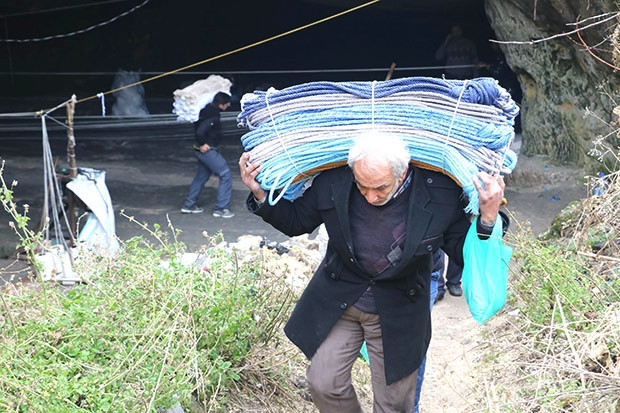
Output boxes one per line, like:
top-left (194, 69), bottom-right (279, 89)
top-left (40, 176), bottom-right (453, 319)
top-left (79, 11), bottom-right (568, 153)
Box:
top-left (307, 306), bottom-right (417, 413)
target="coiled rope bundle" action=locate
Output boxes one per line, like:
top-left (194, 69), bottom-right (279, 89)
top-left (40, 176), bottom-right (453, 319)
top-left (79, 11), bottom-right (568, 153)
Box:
top-left (237, 76), bottom-right (519, 214)
top-left (172, 75), bottom-right (232, 122)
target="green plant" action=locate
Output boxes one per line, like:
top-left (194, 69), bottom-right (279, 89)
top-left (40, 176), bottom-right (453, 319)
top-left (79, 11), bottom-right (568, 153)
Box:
top-left (510, 239), bottom-right (609, 327)
top-left (479, 214), bottom-right (620, 412)
top-left (0, 160), bottom-right (45, 266)
top-left (0, 167), bottom-right (298, 411)
top-left (0, 235), bottom-right (297, 412)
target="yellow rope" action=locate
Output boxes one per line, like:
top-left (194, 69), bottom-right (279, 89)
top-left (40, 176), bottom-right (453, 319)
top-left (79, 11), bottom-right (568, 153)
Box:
top-left (61, 0), bottom-right (379, 111)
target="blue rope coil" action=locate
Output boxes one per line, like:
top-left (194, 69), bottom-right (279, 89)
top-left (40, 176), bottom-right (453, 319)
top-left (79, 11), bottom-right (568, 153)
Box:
top-left (237, 76), bottom-right (520, 214)
top-left (241, 105), bottom-right (514, 151)
top-left (239, 76), bottom-right (520, 122)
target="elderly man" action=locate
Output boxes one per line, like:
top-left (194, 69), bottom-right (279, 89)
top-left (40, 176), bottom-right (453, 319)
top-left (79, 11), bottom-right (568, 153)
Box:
top-left (239, 133), bottom-right (506, 412)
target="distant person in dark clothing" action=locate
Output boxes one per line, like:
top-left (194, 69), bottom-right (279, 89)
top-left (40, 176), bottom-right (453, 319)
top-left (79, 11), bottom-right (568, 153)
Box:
top-left (435, 252), bottom-right (463, 301)
top-left (181, 92), bottom-right (235, 218)
top-left (435, 25), bottom-right (481, 80)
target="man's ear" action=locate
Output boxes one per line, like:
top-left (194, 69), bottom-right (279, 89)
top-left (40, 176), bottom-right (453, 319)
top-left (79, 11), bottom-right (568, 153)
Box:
top-left (398, 168), bottom-right (407, 181)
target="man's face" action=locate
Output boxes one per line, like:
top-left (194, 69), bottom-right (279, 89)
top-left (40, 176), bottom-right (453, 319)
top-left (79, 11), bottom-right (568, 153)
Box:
top-left (451, 26), bottom-right (463, 39)
top-left (352, 159), bottom-right (404, 206)
top-left (218, 102), bottom-right (230, 111)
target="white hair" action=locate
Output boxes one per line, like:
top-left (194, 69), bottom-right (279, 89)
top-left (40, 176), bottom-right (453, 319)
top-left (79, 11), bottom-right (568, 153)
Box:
top-left (347, 133), bottom-right (410, 179)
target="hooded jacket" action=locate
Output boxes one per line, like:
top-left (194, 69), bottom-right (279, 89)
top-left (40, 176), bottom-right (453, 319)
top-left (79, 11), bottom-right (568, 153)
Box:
top-left (194, 103), bottom-right (224, 148)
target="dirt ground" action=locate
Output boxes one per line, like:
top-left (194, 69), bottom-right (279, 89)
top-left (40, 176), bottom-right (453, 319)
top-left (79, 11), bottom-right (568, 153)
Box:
top-left (0, 130), bottom-right (588, 411)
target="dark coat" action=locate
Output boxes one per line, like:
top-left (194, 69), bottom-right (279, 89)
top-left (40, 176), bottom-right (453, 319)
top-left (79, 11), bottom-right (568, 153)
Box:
top-left (248, 165), bottom-right (483, 385)
top-left (194, 103), bottom-right (223, 147)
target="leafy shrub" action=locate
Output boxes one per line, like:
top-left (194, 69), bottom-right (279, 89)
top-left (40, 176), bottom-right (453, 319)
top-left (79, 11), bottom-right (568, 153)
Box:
top-left (0, 232), bottom-right (295, 412)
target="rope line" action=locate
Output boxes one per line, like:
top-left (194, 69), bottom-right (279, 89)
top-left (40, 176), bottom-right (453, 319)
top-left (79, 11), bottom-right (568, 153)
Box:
top-left (0, 111), bottom-right (39, 118)
top-left (69, 0), bottom-right (380, 111)
top-left (0, 64), bottom-right (477, 76)
top-left (0, 0), bottom-right (150, 43)
top-left (97, 93), bottom-right (107, 117)
top-left (40, 115), bottom-right (75, 249)
top-left (265, 88), bottom-right (307, 183)
top-left (443, 79), bottom-right (469, 173)
top-left (237, 76), bottom-right (520, 214)
top-left (371, 80), bottom-right (376, 127)
top-left (27, 0), bottom-right (380, 117)
top-left (38, 97), bottom-right (75, 118)
top-left (0, 0), bottom-right (134, 19)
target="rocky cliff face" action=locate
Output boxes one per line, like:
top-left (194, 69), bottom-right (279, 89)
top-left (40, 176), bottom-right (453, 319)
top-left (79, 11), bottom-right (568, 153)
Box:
top-left (485, 0), bottom-right (620, 168)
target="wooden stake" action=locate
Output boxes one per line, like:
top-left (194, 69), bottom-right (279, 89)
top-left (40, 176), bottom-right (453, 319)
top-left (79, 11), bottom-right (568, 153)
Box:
top-left (66, 94), bottom-right (77, 179)
top-left (65, 94), bottom-right (78, 245)
top-left (385, 62), bottom-right (396, 81)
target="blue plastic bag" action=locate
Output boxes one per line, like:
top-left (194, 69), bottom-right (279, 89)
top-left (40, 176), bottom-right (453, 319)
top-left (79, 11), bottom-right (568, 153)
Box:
top-left (462, 218), bottom-right (513, 324)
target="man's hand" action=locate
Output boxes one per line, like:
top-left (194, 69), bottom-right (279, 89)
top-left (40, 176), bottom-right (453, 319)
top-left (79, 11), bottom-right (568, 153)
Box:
top-left (239, 152), bottom-right (266, 202)
top-left (199, 143), bottom-right (211, 153)
top-left (476, 60), bottom-right (491, 69)
top-left (474, 171), bottom-right (505, 225)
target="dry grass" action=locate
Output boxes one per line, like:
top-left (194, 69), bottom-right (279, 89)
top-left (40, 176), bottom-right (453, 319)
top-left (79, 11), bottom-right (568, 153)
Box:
top-left (475, 167), bottom-right (620, 412)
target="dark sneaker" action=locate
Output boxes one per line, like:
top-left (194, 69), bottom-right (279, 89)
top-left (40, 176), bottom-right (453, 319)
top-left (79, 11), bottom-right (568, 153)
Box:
top-left (447, 283), bottom-right (463, 297)
top-left (212, 208), bottom-right (235, 218)
top-left (181, 205), bottom-right (204, 214)
top-left (434, 290), bottom-right (445, 304)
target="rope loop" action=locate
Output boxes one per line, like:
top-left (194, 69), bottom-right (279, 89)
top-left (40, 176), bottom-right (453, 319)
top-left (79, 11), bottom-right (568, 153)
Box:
top-left (97, 93), bottom-right (106, 117)
top-left (371, 80), bottom-right (377, 127)
top-left (264, 89), bottom-right (309, 180)
top-left (442, 79), bottom-right (469, 173)
top-left (265, 164), bottom-right (294, 205)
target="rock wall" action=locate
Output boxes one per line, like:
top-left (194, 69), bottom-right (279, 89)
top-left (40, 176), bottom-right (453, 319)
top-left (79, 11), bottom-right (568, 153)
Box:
top-left (485, 0), bottom-right (620, 169)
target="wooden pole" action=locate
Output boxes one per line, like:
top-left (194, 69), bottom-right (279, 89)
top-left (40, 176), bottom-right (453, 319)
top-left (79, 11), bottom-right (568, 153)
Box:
top-left (65, 95), bottom-right (78, 245)
top-left (66, 94), bottom-right (77, 179)
top-left (385, 62), bottom-right (396, 81)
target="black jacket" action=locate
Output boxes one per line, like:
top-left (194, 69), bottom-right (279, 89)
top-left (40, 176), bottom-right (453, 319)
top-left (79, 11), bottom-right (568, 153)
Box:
top-left (194, 103), bottom-right (223, 147)
top-left (247, 165), bottom-right (497, 385)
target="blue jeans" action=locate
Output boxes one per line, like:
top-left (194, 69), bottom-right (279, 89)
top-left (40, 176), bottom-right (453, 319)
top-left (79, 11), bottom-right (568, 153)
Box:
top-left (183, 148), bottom-right (232, 211)
top-left (414, 249), bottom-right (444, 412)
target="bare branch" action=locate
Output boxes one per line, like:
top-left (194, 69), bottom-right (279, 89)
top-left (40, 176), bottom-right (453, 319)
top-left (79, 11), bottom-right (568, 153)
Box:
top-left (565, 11), bottom-right (619, 26)
top-left (492, 12), bottom-right (619, 45)
top-left (576, 16), bottom-right (620, 71)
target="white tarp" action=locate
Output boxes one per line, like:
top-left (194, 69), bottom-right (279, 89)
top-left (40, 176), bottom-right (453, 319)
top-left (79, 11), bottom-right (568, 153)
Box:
top-left (66, 168), bottom-right (120, 255)
top-left (111, 70), bottom-right (150, 117)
